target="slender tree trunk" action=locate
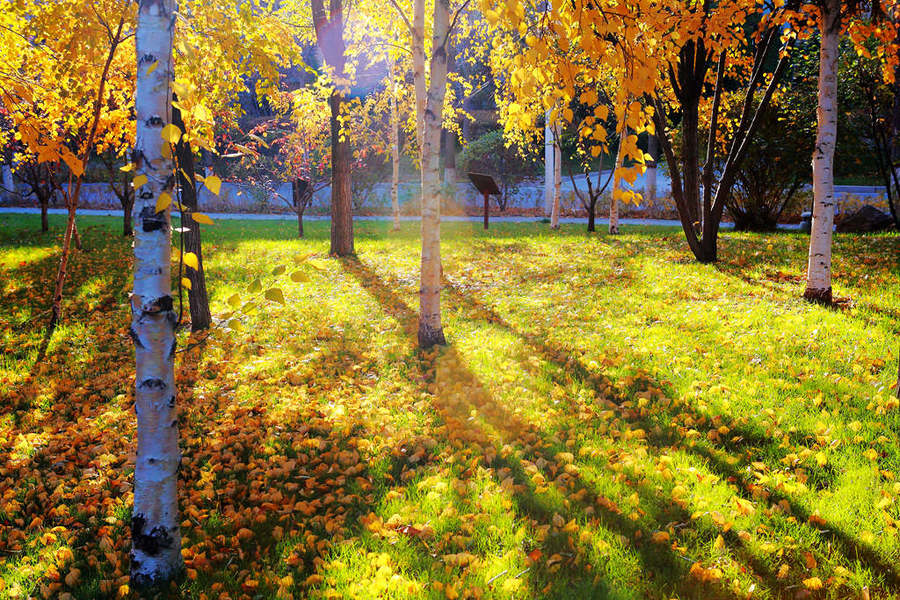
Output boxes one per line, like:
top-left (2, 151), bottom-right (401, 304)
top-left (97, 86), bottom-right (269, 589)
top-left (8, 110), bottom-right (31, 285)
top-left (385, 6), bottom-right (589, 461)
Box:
top-left (891, 51), bottom-right (900, 228)
top-left (292, 180), bottom-right (306, 238)
top-left (804, 0), bottom-right (841, 304)
top-left (610, 131), bottom-right (626, 235)
top-left (130, 0), bottom-right (182, 586)
top-left (123, 192), bottom-right (134, 236)
top-left (412, 0), bottom-right (426, 153)
top-left (72, 220), bottom-right (82, 251)
top-left (551, 128), bottom-right (561, 229)
top-left (40, 195), bottom-right (49, 232)
top-left (411, 0), bottom-right (427, 215)
top-left (417, 0), bottom-right (449, 348)
top-left (41, 11), bottom-right (125, 355)
top-left (390, 84), bottom-right (401, 231)
top-left (544, 110), bottom-right (554, 216)
top-left (588, 199), bottom-right (596, 232)
top-left (646, 134), bottom-right (658, 205)
top-left (172, 103), bottom-right (212, 331)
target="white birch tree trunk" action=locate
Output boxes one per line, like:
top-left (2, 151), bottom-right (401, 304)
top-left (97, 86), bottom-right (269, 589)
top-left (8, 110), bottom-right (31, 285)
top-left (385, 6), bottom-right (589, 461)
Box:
top-left (390, 83), bottom-right (401, 231)
top-left (610, 131), bottom-right (626, 235)
top-left (804, 0), bottom-right (841, 303)
top-left (129, 0), bottom-right (182, 586)
top-left (544, 111), bottom-right (554, 216)
top-left (550, 126), bottom-right (561, 229)
top-left (1, 165), bottom-right (15, 202)
top-left (417, 0), bottom-right (449, 347)
top-left (412, 0), bottom-right (426, 170)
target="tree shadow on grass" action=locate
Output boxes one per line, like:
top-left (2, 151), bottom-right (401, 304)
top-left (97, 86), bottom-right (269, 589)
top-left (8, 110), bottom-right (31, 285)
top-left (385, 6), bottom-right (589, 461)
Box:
top-left (440, 277), bottom-right (900, 595)
top-left (339, 256), bottom-right (789, 599)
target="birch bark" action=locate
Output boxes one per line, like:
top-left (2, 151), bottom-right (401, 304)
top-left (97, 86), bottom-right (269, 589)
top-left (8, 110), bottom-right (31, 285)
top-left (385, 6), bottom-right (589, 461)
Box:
top-left (550, 125), bottom-right (561, 229)
top-left (130, 0), bottom-right (182, 586)
top-left (544, 111), bottom-right (554, 216)
top-left (417, 0), bottom-right (449, 348)
top-left (804, 0), bottom-right (841, 303)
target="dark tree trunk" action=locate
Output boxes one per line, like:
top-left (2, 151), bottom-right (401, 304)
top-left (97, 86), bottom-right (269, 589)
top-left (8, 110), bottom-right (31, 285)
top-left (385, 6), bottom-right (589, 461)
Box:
top-left (172, 103), bottom-right (212, 332)
top-left (292, 179), bottom-right (305, 238)
top-left (587, 200), bottom-right (596, 232)
top-left (312, 0), bottom-right (353, 256)
top-left (40, 195), bottom-right (49, 232)
top-left (123, 193), bottom-right (134, 236)
top-left (681, 108), bottom-right (702, 232)
top-left (891, 57), bottom-right (900, 227)
top-left (330, 91), bottom-right (354, 256)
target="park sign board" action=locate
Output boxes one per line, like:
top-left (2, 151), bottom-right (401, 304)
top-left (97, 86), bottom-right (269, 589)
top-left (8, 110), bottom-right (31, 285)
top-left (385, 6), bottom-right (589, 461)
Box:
top-left (467, 172), bottom-right (500, 230)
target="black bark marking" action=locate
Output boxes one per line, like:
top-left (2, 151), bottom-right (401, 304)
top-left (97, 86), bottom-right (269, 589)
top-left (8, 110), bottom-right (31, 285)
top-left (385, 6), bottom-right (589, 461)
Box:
top-left (139, 206), bottom-right (167, 232)
top-left (128, 326), bottom-right (144, 348)
top-left (167, 395), bottom-right (175, 408)
top-left (153, 295), bottom-right (174, 312)
top-left (170, 420), bottom-right (177, 428)
top-left (147, 115), bottom-right (164, 128)
top-left (131, 514), bottom-right (174, 557)
top-left (139, 378), bottom-right (166, 390)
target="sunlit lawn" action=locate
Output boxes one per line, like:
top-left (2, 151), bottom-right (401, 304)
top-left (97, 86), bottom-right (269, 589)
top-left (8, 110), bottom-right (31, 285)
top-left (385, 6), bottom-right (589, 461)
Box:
top-left (1, 213), bottom-right (899, 599)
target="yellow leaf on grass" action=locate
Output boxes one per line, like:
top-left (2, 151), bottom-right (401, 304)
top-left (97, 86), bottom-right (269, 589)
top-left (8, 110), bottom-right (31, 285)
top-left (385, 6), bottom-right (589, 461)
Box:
top-left (265, 288), bottom-right (285, 305)
top-left (155, 192), bottom-right (172, 213)
top-left (204, 175), bottom-right (222, 195)
top-left (733, 497), bottom-right (755, 516)
top-left (803, 577), bottom-right (823, 590)
top-left (191, 212), bottom-right (215, 225)
top-left (182, 252), bottom-right (199, 271)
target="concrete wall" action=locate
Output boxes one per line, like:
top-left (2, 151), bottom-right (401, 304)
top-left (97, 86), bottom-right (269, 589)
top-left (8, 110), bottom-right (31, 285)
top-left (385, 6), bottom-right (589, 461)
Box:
top-left (0, 175), bottom-right (888, 217)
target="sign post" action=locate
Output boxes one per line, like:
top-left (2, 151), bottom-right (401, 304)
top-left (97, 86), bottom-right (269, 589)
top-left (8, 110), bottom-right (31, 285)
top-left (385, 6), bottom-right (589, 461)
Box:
top-left (467, 172), bottom-right (501, 230)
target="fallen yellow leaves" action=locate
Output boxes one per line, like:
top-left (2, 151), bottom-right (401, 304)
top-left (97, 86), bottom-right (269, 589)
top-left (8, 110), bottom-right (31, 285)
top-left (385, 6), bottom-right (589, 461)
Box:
top-left (689, 562), bottom-right (723, 583)
top-left (803, 576), bottom-right (823, 590)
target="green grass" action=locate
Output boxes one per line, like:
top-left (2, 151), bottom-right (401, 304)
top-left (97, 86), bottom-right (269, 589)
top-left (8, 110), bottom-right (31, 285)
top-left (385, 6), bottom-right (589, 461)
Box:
top-left (1, 214), bottom-right (899, 599)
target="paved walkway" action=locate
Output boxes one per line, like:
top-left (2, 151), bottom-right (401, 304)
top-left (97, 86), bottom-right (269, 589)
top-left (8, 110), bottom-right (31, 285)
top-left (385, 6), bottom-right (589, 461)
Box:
top-left (1, 207), bottom-right (805, 230)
